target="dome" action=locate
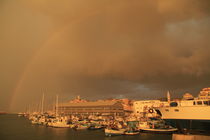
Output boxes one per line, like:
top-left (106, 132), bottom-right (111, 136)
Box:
top-left (183, 93), bottom-right (194, 100)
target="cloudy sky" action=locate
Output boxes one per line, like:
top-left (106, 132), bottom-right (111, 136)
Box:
top-left (0, 0), bottom-right (210, 112)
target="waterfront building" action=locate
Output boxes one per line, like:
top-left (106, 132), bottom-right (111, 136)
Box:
top-left (183, 93), bottom-right (194, 100)
top-left (198, 87), bottom-right (210, 99)
top-left (133, 100), bottom-right (169, 117)
top-left (57, 99), bottom-right (124, 116)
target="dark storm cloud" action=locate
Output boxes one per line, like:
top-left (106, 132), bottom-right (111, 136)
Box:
top-left (0, 0), bottom-right (210, 112)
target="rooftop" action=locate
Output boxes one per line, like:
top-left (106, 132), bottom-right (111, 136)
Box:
top-left (58, 100), bottom-right (121, 107)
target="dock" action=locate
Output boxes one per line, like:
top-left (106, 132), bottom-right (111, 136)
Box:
top-left (172, 134), bottom-right (210, 140)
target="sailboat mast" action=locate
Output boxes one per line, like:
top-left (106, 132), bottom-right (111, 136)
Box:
top-left (56, 95), bottom-right (59, 117)
top-left (41, 93), bottom-right (45, 114)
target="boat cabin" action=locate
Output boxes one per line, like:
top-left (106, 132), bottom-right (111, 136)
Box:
top-left (170, 99), bottom-right (210, 107)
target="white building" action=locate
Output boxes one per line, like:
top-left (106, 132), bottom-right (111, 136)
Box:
top-left (132, 100), bottom-right (169, 117)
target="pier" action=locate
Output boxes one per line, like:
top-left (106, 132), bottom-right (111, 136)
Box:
top-left (172, 134), bottom-right (210, 140)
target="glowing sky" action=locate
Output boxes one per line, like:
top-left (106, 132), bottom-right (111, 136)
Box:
top-left (0, 0), bottom-right (210, 112)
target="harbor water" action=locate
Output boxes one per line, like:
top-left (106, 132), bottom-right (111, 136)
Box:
top-left (0, 114), bottom-right (172, 140)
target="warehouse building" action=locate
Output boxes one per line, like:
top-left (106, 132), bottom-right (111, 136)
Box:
top-left (57, 100), bottom-right (124, 116)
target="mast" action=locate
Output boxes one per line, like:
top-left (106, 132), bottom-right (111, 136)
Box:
top-left (167, 91), bottom-right (171, 104)
top-left (28, 104), bottom-right (31, 115)
top-left (41, 93), bottom-right (45, 114)
top-left (56, 95), bottom-right (59, 117)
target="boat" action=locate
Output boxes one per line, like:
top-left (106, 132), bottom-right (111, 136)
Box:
top-left (124, 130), bottom-right (140, 135)
top-left (47, 95), bottom-right (70, 128)
top-left (74, 124), bottom-right (89, 130)
top-left (48, 118), bottom-right (70, 128)
top-left (31, 120), bottom-right (39, 124)
top-left (138, 120), bottom-right (177, 133)
top-left (18, 112), bottom-right (26, 117)
top-left (88, 125), bottom-right (103, 130)
top-left (140, 127), bottom-right (178, 133)
top-left (104, 128), bottom-right (126, 136)
top-left (155, 87), bottom-right (210, 133)
top-left (69, 123), bottom-right (76, 128)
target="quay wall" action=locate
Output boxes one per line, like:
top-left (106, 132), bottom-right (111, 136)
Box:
top-left (172, 134), bottom-right (210, 140)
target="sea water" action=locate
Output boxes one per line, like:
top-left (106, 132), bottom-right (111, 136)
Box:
top-left (0, 114), bottom-right (172, 140)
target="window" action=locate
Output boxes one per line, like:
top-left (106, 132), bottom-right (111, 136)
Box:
top-left (165, 109), bottom-right (169, 112)
top-left (174, 109), bottom-right (179, 112)
top-left (203, 101), bottom-right (208, 105)
top-left (197, 101), bottom-right (202, 105)
top-left (193, 101), bottom-right (196, 105)
top-left (170, 102), bottom-right (178, 107)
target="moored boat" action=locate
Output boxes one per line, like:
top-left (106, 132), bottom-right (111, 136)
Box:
top-left (124, 130), bottom-right (140, 135)
top-left (156, 87), bottom-right (210, 133)
top-left (48, 118), bottom-right (70, 128)
top-left (88, 125), bottom-right (103, 130)
top-left (138, 119), bottom-right (177, 133)
top-left (74, 124), bottom-right (89, 130)
top-left (140, 127), bottom-right (178, 133)
top-left (105, 128), bottom-right (126, 136)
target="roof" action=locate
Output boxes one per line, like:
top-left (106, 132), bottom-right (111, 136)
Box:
top-left (58, 100), bottom-right (122, 107)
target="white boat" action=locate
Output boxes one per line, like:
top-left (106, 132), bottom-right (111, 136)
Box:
top-left (47, 95), bottom-right (70, 128)
top-left (18, 112), bottom-right (26, 117)
top-left (156, 88), bottom-right (210, 120)
top-left (105, 128), bottom-right (126, 136)
top-left (138, 120), bottom-right (177, 133)
top-left (48, 119), bottom-right (70, 128)
top-left (156, 100), bottom-right (210, 120)
top-left (155, 87), bottom-right (210, 132)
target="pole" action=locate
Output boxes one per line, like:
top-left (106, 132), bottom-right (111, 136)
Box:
top-left (56, 95), bottom-right (59, 117)
top-left (41, 93), bottom-right (45, 114)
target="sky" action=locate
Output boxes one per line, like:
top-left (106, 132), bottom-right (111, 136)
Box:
top-left (0, 0), bottom-right (210, 112)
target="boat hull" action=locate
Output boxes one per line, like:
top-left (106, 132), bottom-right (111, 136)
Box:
top-left (156, 106), bottom-right (210, 132)
top-left (50, 122), bottom-right (70, 128)
top-left (124, 131), bottom-right (140, 135)
top-left (105, 129), bottom-right (125, 136)
top-left (164, 119), bottom-right (210, 133)
top-left (156, 106), bottom-right (210, 120)
top-left (140, 128), bottom-right (177, 133)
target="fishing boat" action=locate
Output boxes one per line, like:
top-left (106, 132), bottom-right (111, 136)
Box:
top-left (138, 120), bottom-right (177, 133)
top-left (124, 130), bottom-right (140, 135)
top-left (105, 128), bottom-right (126, 136)
top-left (88, 125), bottom-right (103, 130)
top-left (74, 124), bottom-right (89, 130)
